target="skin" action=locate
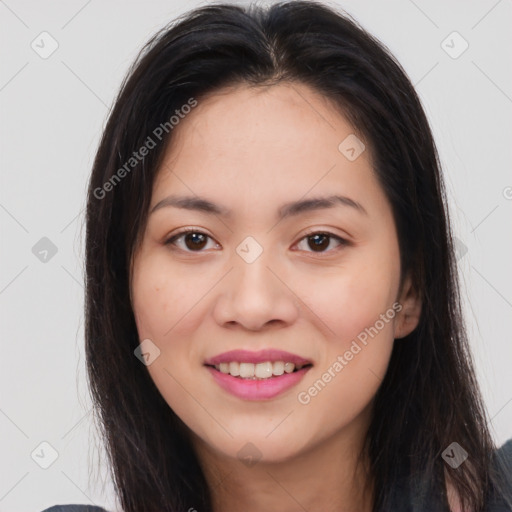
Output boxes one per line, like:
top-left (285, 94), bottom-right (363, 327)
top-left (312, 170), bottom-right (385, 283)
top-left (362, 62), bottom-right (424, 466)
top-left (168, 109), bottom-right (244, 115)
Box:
top-left (130, 82), bottom-right (422, 512)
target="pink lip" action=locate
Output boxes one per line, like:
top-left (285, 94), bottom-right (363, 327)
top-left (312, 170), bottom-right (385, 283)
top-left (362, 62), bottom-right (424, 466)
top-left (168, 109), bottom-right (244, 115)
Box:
top-left (206, 365), bottom-right (312, 400)
top-left (204, 349), bottom-right (312, 366)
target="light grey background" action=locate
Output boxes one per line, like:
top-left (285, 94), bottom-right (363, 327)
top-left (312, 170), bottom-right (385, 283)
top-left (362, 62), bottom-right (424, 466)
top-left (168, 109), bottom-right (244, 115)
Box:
top-left (1, 1), bottom-right (511, 510)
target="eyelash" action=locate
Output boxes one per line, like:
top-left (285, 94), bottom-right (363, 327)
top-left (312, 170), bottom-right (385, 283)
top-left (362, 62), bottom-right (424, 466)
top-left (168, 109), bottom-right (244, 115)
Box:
top-left (164, 228), bottom-right (349, 255)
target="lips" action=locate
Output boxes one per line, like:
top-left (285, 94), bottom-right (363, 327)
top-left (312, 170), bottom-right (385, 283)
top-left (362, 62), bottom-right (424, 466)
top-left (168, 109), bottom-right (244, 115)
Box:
top-left (204, 349), bottom-right (313, 400)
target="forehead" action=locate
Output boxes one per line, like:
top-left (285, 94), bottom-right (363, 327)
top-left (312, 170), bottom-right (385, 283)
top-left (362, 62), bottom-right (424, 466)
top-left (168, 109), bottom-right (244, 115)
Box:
top-left (152, 82), bottom-right (382, 216)
top-left (161, 82), bottom-right (359, 165)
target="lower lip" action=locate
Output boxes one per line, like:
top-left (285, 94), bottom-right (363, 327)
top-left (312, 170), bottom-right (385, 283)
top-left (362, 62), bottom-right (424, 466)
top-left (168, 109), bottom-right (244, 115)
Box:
top-left (205, 365), bottom-right (311, 400)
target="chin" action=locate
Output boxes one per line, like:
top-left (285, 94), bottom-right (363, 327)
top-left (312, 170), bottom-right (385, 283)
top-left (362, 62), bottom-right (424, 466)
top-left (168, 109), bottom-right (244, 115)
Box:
top-left (206, 430), bottom-right (310, 465)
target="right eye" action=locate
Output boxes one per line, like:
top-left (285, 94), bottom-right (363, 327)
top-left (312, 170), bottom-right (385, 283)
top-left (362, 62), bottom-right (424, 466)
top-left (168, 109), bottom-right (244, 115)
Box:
top-left (165, 229), bottom-right (220, 252)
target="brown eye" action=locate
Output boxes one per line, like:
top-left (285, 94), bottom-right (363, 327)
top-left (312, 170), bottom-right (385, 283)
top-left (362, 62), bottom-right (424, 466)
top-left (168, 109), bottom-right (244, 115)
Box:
top-left (296, 232), bottom-right (348, 254)
top-left (165, 230), bottom-right (216, 252)
top-left (308, 233), bottom-right (330, 251)
top-left (183, 232), bottom-right (208, 250)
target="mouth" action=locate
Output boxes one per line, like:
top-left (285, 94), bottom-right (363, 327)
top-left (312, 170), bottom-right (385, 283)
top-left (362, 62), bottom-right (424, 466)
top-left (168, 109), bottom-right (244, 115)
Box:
top-left (205, 361), bottom-right (313, 380)
top-left (203, 349), bottom-right (313, 400)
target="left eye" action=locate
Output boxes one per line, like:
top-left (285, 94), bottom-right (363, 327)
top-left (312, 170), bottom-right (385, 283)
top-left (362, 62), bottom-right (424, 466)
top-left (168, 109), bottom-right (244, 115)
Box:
top-left (165, 230), bottom-right (348, 254)
top-left (295, 232), bottom-right (348, 253)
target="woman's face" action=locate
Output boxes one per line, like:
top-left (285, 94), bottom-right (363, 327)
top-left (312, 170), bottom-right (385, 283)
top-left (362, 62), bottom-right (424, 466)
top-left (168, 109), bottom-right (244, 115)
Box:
top-left (130, 82), bottom-right (420, 463)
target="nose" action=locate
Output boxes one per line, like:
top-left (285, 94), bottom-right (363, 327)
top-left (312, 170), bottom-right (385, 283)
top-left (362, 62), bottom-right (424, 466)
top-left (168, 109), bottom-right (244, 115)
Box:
top-left (212, 248), bottom-right (299, 332)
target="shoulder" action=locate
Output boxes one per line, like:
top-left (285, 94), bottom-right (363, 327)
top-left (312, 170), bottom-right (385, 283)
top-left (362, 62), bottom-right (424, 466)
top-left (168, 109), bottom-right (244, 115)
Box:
top-left (40, 505), bottom-right (110, 512)
top-left (494, 438), bottom-right (512, 467)
top-left (491, 437), bottom-right (512, 486)
top-left (487, 437), bottom-right (512, 512)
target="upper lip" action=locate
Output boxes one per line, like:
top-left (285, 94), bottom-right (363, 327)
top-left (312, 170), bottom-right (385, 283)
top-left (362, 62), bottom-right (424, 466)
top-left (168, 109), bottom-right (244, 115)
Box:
top-left (204, 349), bottom-right (313, 366)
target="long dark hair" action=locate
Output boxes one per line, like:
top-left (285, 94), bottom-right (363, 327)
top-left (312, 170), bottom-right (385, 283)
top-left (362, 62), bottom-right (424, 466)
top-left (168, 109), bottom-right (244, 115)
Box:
top-left (84, 2), bottom-right (510, 510)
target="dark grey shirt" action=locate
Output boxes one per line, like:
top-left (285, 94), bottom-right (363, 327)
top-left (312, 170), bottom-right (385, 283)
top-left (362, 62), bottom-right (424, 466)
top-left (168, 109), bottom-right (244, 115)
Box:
top-left (41, 439), bottom-right (512, 512)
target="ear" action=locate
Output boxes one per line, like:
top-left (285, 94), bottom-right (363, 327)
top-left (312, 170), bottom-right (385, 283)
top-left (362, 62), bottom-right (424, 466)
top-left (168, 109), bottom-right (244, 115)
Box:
top-left (394, 272), bottom-right (422, 339)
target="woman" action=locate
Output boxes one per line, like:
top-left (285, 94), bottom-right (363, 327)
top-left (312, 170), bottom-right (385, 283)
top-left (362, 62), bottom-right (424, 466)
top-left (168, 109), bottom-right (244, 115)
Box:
top-left (42, 1), bottom-right (512, 511)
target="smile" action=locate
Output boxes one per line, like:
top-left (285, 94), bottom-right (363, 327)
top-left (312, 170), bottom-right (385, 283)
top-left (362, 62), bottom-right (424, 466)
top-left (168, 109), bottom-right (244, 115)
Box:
top-left (204, 349), bottom-right (313, 400)
top-left (211, 361), bottom-right (311, 379)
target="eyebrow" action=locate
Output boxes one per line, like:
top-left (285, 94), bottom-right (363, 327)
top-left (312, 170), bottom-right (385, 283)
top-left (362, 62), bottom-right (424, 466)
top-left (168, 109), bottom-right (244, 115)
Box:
top-left (149, 194), bottom-right (368, 220)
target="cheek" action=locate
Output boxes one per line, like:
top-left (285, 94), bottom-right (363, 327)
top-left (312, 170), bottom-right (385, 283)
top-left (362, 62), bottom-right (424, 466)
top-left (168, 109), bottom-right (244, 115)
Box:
top-left (131, 252), bottom-right (204, 339)
top-left (293, 253), bottom-right (399, 419)
top-left (131, 254), bottom-right (215, 433)
top-left (301, 273), bottom-right (396, 372)
top-left (294, 259), bottom-right (399, 349)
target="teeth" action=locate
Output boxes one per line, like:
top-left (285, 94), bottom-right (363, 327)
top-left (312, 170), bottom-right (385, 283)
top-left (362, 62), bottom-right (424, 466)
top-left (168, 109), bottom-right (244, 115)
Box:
top-left (229, 361), bottom-right (240, 376)
top-left (255, 362), bottom-right (272, 379)
top-left (213, 361), bottom-right (310, 379)
top-left (273, 361), bottom-right (284, 376)
top-left (239, 363), bottom-right (255, 378)
top-left (284, 362), bottom-right (295, 374)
